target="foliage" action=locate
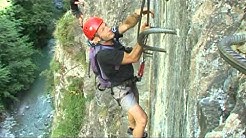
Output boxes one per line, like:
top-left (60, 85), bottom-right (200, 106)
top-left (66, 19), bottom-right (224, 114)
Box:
top-left (54, 12), bottom-right (87, 69)
top-left (74, 50), bottom-right (87, 68)
top-left (50, 11), bottom-right (89, 136)
top-left (67, 77), bottom-right (84, 95)
top-left (0, 100), bottom-right (5, 121)
top-left (40, 58), bottom-right (62, 93)
top-left (0, 64), bottom-right (11, 99)
top-left (10, 0), bottom-right (57, 47)
top-left (62, 0), bottom-right (71, 11)
top-left (54, 12), bottom-right (78, 47)
top-left (45, 59), bottom-right (87, 137)
top-left (0, 14), bottom-right (37, 103)
top-left (51, 88), bottom-right (86, 137)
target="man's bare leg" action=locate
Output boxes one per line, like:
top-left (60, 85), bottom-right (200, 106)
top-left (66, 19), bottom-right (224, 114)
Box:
top-left (128, 104), bottom-right (147, 137)
top-left (128, 112), bottom-right (136, 129)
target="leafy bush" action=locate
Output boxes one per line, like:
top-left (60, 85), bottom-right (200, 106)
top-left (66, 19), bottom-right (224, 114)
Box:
top-left (10, 0), bottom-right (57, 47)
top-left (54, 12), bottom-right (78, 47)
top-left (51, 87), bottom-right (86, 137)
top-left (0, 13), bottom-right (37, 104)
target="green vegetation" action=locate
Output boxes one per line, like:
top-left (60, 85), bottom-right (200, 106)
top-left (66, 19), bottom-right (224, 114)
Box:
top-left (49, 9), bottom-right (89, 136)
top-left (41, 59), bottom-right (62, 93)
top-left (51, 82), bottom-right (86, 137)
top-left (74, 49), bottom-right (87, 68)
top-left (0, 0), bottom-right (61, 111)
top-left (54, 11), bottom-right (87, 67)
top-left (1, 0), bottom-right (90, 135)
top-left (54, 12), bottom-right (78, 47)
top-left (10, 0), bottom-right (58, 47)
top-left (62, 0), bottom-right (72, 12)
top-left (0, 12), bottom-right (37, 107)
top-left (1, 0), bottom-right (88, 136)
top-left (67, 77), bottom-right (84, 95)
top-left (45, 52), bottom-right (88, 137)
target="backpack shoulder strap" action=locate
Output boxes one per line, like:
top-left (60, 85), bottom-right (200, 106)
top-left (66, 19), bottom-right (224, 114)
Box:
top-left (93, 45), bottom-right (115, 80)
top-left (90, 45), bottom-right (120, 81)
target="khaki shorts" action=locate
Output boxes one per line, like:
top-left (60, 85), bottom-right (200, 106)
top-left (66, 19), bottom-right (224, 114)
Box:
top-left (111, 83), bottom-right (139, 111)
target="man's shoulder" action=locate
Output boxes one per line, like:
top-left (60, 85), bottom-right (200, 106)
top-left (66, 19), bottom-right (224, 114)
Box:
top-left (97, 46), bottom-right (121, 57)
top-left (97, 46), bottom-right (115, 55)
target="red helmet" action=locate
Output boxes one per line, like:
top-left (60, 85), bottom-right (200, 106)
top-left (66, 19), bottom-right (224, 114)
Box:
top-left (83, 17), bottom-right (103, 40)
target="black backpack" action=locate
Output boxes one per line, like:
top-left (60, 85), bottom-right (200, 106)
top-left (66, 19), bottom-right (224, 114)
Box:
top-left (88, 41), bottom-right (120, 91)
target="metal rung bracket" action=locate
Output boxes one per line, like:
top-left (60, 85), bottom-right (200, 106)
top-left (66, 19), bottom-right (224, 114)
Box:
top-left (137, 27), bottom-right (177, 52)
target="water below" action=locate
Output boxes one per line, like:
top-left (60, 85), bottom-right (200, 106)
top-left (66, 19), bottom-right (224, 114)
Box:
top-left (0, 39), bottom-right (55, 137)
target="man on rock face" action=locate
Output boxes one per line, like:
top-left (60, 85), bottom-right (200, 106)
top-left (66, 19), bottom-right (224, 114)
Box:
top-left (83, 8), bottom-right (154, 138)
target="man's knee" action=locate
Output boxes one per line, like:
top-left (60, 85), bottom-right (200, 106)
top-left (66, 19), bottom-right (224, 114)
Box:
top-left (136, 111), bottom-right (148, 127)
top-left (128, 104), bottom-right (148, 127)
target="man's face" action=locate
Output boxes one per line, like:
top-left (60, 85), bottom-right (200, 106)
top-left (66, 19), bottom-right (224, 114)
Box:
top-left (96, 22), bottom-right (115, 41)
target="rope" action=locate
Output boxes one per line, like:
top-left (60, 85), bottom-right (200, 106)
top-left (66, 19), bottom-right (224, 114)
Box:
top-left (137, 0), bottom-right (151, 36)
top-left (136, 0), bottom-right (151, 43)
top-left (136, 0), bottom-right (151, 80)
top-left (137, 0), bottom-right (146, 37)
top-left (146, 0), bottom-right (150, 26)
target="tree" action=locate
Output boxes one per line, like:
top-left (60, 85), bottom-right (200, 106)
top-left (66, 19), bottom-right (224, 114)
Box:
top-left (10, 0), bottom-right (57, 47)
top-left (0, 63), bottom-right (11, 98)
top-left (0, 13), bottom-right (37, 104)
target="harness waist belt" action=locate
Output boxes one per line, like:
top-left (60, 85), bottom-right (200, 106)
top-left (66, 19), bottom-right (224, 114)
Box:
top-left (112, 76), bottom-right (139, 87)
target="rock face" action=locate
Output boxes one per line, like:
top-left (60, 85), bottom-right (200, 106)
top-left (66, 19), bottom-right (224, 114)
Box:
top-left (53, 0), bottom-right (246, 137)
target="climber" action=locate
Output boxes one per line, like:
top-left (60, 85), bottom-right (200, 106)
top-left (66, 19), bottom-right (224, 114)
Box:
top-left (83, 8), bottom-right (154, 138)
top-left (70, 0), bottom-right (84, 27)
